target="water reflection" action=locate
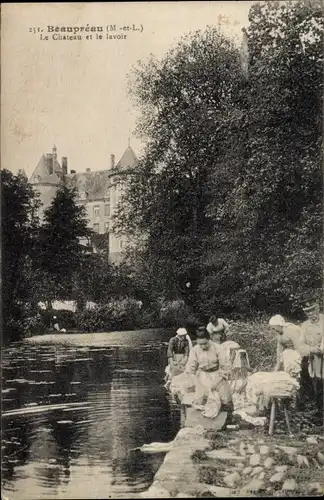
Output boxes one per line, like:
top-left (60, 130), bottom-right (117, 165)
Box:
top-left (2, 330), bottom-right (179, 499)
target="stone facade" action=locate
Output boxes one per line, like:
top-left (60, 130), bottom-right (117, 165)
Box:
top-left (29, 145), bottom-right (138, 263)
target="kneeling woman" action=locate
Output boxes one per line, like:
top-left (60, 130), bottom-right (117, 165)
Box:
top-left (184, 329), bottom-right (234, 420)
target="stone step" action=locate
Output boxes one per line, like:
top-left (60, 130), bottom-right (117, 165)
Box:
top-left (185, 408), bottom-right (227, 431)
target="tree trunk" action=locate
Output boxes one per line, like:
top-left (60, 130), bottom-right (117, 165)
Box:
top-left (76, 297), bottom-right (86, 312)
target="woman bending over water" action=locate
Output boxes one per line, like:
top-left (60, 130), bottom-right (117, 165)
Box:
top-left (206, 315), bottom-right (230, 344)
top-left (185, 329), bottom-right (234, 421)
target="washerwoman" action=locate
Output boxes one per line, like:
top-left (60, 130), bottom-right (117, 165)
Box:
top-left (206, 315), bottom-right (230, 344)
top-left (166, 328), bottom-right (191, 382)
top-left (269, 314), bottom-right (321, 409)
top-left (185, 329), bottom-right (234, 422)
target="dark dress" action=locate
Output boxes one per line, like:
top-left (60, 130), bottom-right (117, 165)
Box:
top-left (167, 336), bottom-right (190, 377)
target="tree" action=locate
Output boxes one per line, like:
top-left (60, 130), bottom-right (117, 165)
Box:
top-left (90, 232), bottom-right (109, 258)
top-left (37, 185), bottom-right (92, 304)
top-left (1, 169), bottom-right (40, 342)
top-left (73, 251), bottom-right (116, 307)
top-left (115, 1), bottom-right (323, 318)
top-left (201, 0), bottom-right (323, 314)
top-left (114, 26), bottom-right (244, 313)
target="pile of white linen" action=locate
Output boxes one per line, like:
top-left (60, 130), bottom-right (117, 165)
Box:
top-left (169, 371), bottom-right (196, 402)
top-left (245, 371), bottom-right (300, 411)
top-left (193, 390), bottom-right (222, 419)
top-left (281, 349), bottom-right (302, 378)
top-left (226, 348), bottom-right (267, 426)
top-left (169, 371), bottom-right (222, 419)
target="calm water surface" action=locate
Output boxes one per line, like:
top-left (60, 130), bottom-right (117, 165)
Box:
top-left (2, 329), bottom-right (180, 499)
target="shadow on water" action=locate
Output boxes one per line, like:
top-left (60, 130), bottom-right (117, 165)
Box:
top-left (2, 329), bottom-right (180, 499)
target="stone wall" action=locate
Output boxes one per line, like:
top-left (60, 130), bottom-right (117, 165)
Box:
top-left (140, 427), bottom-right (324, 498)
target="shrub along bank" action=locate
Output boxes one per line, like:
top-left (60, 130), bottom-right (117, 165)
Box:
top-left (24, 299), bottom-right (199, 336)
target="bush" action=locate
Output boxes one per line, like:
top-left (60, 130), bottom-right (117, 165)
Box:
top-left (75, 298), bottom-right (144, 332)
top-left (134, 307), bottom-right (159, 329)
top-left (158, 300), bottom-right (198, 328)
top-left (51, 309), bottom-right (76, 330)
top-left (75, 308), bottom-right (106, 333)
top-left (23, 312), bottom-right (46, 337)
top-left (3, 315), bottom-right (25, 344)
top-left (100, 298), bottom-right (144, 330)
top-left (39, 309), bottom-right (53, 328)
top-left (74, 298), bottom-right (201, 333)
top-left (229, 321), bottom-right (277, 371)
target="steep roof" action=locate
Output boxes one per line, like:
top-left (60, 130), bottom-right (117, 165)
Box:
top-left (29, 145), bottom-right (138, 201)
top-left (115, 146), bottom-right (138, 171)
top-left (65, 170), bottom-right (111, 201)
top-left (29, 154), bottom-right (62, 185)
top-left (33, 184), bottom-right (60, 213)
top-left (66, 146), bottom-right (138, 201)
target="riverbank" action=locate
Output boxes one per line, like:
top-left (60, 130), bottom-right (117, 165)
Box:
top-left (140, 426), bottom-right (324, 498)
top-left (24, 328), bottom-right (170, 346)
top-left (23, 320), bottom-right (274, 364)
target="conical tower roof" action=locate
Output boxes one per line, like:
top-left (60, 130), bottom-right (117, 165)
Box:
top-left (115, 146), bottom-right (138, 171)
top-left (29, 152), bottom-right (62, 185)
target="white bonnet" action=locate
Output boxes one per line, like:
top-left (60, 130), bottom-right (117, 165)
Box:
top-left (269, 315), bottom-right (286, 327)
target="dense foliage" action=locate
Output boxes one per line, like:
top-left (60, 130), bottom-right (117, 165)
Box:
top-left (2, 178), bottom-right (119, 340)
top-left (75, 298), bottom-right (145, 332)
top-left (36, 185), bottom-right (92, 303)
top-left (3, 1), bottom-right (323, 341)
top-left (114, 0), bottom-right (323, 319)
top-left (1, 169), bottom-right (41, 342)
top-left (114, 27), bottom-right (244, 313)
top-left (201, 0), bottom-right (323, 315)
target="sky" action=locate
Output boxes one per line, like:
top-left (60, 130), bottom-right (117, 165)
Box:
top-left (2, 1), bottom-right (258, 178)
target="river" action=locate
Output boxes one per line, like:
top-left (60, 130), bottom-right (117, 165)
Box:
top-left (2, 329), bottom-right (181, 499)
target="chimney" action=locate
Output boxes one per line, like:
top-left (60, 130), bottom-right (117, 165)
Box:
top-left (62, 157), bottom-right (68, 175)
top-left (86, 168), bottom-right (91, 173)
top-left (45, 153), bottom-right (54, 175)
top-left (18, 168), bottom-right (27, 179)
top-left (110, 154), bottom-right (115, 169)
top-left (70, 169), bottom-right (76, 174)
top-left (52, 144), bottom-right (57, 160)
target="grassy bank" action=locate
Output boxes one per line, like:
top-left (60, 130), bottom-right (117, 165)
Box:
top-left (226, 320), bottom-right (277, 372)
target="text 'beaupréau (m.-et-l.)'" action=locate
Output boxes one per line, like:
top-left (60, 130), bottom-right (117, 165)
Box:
top-left (29, 24), bottom-right (144, 41)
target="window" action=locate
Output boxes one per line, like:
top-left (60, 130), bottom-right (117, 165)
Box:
top-left (104, 188), bottom-right (111, 202)
top-left (93, 205), bottom-right (100, 217)
top-left (119, 240), bottom-right (123, 250)
top-left (104, 204), bottom-right (110, 217)
top-left (104, 222), bottom-right (109, 233)
top-left (93, 223), bottom-right (100, 233)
